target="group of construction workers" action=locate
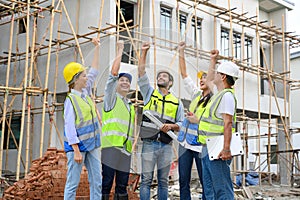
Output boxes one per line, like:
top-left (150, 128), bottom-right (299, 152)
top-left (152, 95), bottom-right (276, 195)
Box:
top-left (62, 37), bottom-right (240, 200)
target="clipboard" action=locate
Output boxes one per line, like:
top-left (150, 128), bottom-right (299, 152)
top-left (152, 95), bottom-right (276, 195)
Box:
top-left (206, 132), bottom-right (244, 160)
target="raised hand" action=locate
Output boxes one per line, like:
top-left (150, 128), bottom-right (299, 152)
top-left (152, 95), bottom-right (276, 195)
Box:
top-left (92, 37), bottom-right (100, 46)
top-left (210, 49), bottom-right (219, 60)
top-left (178, 41), bottom-right (186, 52)
top-left (141, 42), bottom-right (150, 52)
top-left (117, 40), bottom-right (124, 52)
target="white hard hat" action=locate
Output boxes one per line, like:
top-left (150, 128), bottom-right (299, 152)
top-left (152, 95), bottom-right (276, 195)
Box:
top-left (217, 61), bottom-right (239, 79)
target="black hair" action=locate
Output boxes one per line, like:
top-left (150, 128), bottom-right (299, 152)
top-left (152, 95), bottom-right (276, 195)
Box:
top-left (193, 92), bottom-right (212, 112)
top-left (226, 75), bottom-right (235, 86)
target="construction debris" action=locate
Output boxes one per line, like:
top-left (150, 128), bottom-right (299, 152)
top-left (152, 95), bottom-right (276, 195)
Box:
top-left (3, 148), bottom-right (89, 199)
top-left (2, 147), bottom-right (140, 200)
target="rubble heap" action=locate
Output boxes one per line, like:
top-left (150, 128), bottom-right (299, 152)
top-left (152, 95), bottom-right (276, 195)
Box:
top-left (3, 148), bottom-right (89, 200)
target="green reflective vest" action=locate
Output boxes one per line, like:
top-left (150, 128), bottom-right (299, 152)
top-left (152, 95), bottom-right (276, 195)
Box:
top-left (102, 96), bottom-right (135, 153)
top-left (198, 88), bottom-right (236, 144)
top-left (190, 93), bottom-right (206, 118)
top-left (140, 89), bottom-right (179, 143)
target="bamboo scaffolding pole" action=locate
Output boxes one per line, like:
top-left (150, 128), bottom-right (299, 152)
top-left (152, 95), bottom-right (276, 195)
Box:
top-left (25, 15), bottom-right (37, 175)
top-left (90, 0), bottom-right (105, 128)
top-left (117, 0), bottom-right (120, 42)
top-left (114, 0), bottom-right (139, 60)
top-left (131, 0), bottom-right (142, 173)
top-left (177, 0), bottom-right (181, 97)
top-left (281, 15), bottom-right (289, 155)
top-left (227, 0), bottom-right (238, 180)
top-left (39, 0), bottom-right (55, 158)
top-left (3, 116), bottom-right (26, 168)
top-left (151, 0), bottom-right (157, 88)
top-left (228, 0), bottom-right (234, 58)
top-left (16, 0), bottom-right (30, 181)
top-left (258, 36), bottom-right (293, 149)
top-left (48, 2), bottom-right (62, 149)
top-left (132, 0), bottom-right (144, 164)
top-left (268, 20), bottom-right (273, 185)
top-left (0, 5), bottom-right (15, 177)
top-left (5, 113), bottom-right (12, 170)
top-left (193, 1), bottom-right (199, 90)
top-left (255, 8), bottom-right (262, 186)
top-left (241, 2), bottom-right (246, 186)
top-left (60, 0), bottom-right (84, 64)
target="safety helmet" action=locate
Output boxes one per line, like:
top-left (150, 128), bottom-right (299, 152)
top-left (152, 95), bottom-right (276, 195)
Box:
top-left (197, 70), bottom-right (207, 79)
top-left (63, 62), bottom-right (86, 84)
top-left (217, 61), bottom-right (239, 79)
top-left (119, 72), bottom-right (132, 83)
top-left (157, 70), bottom-right (174, 82)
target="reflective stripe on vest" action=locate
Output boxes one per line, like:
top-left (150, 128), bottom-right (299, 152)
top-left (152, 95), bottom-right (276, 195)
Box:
top-left (178, 93), bottom-right (205, 145)
top-left (64, 93), bottom-right (101, 152)
top-left (141, 89), bottom-right (179, 138)
top-left (198, 89), bottom-right (236, 144)
top-left (102, 96), bottom-right (135, 153)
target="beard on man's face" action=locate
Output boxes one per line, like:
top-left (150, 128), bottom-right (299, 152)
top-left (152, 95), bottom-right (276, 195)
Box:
top-left (157, 82), bottom-right (169, 89)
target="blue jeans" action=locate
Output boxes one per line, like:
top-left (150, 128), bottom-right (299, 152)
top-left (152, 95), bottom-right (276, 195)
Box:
top-left (178, 145), bottom-right (205, 200)
top-left (64, 148), bottom-right (102, 200)
top-left (201, 146), bottom-right (234, 200)
top-left (140, 140), bottom-right (173, 200)
top-left (101, 147), bottom-right (131, 195)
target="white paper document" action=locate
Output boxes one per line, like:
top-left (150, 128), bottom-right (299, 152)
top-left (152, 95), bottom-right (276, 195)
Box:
top-left (206, 132), bottom-right (244, 160)
top-left (143, 110), bottom-right (203, 152)
top-left (143, 110), bottom-right (178, 140)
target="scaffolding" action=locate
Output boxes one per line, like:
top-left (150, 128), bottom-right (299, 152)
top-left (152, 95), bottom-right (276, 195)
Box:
top-left (0, 0), bottom-right (300, 188)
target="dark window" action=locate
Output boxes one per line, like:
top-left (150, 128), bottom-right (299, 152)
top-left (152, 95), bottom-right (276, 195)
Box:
top-left (0, 116), bottom-right (21, 149)
top-left (179, 13), bottom-right (187, 40)
top-left (221, 29), bottom-right (230, 57)
top-left (245, 37), bottom-right (252, 65)
top-left (116, 0), bottom-right (134, 64)
top-left (233, 32), bottom-right (241, 61)
top-left (268, 145), bottom-right (278, 164)
top-left (160, 6), bottom-right (172, 47)
top-left (191, 17), bottom-right (201, 48)
top-left (18, 19), bottom-right (26, 34)
top-left (221, 28), bottom-right (252, 64)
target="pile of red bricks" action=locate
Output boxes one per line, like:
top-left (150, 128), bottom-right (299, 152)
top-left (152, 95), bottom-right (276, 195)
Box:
top-left (3, 148), bottom-right (90, 200)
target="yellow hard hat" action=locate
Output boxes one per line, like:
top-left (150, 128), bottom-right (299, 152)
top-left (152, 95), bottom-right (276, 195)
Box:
top-left (197, 70), bottom-right (207, 79)
top-left (63, 62), bottom-right (86, 84)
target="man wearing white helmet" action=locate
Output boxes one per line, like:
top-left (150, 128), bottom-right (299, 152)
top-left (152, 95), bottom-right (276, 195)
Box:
top-left (138, 42), bottom-right (184, 200)
top-left (197, 49), bottom-right (239, 200)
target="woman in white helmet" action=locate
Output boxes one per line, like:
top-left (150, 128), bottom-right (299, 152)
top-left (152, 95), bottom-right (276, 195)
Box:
top-left (198, 50), bottom-right (239, 200)
top-left (63, 38), bottom-right (102, 200)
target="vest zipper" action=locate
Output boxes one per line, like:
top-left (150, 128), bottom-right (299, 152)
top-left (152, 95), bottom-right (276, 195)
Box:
top-left (85, 98), bottom-right (96, 145)
top-left (122, 102), bottom-right (131, 153)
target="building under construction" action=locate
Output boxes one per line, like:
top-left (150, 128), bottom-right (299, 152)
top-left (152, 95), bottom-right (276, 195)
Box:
top-left (0, 0), bottom-right (300, 199)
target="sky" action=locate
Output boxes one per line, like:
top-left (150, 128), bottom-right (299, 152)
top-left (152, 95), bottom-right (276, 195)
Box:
top-left (287, 0), bottom-right (300, 53)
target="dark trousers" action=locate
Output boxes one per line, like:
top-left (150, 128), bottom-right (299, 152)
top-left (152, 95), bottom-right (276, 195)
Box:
top-left (101, 147), bottom-right (131, 195)
top-left (178, 145), bottom-right (205, 200)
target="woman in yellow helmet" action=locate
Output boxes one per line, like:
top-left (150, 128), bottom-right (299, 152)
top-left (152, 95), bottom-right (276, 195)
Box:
top-left (63, 38), bottom-right (102, 200)
top-left (178, 41), bottom-right (212, 200)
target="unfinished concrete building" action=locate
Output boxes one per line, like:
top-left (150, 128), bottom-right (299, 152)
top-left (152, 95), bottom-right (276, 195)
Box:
top-left (0, 0), bottom-right (300, 198)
